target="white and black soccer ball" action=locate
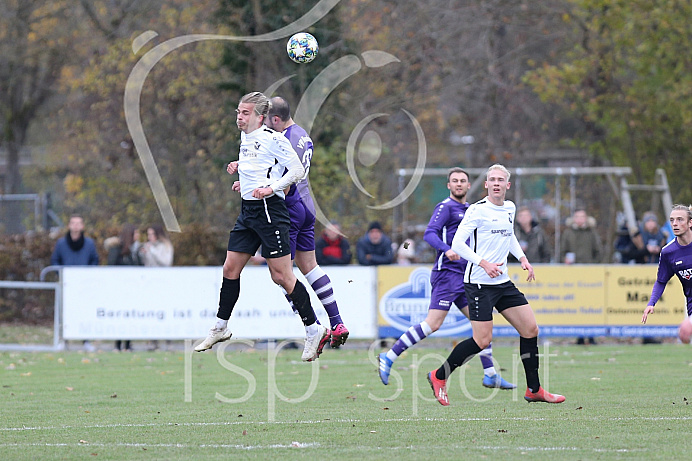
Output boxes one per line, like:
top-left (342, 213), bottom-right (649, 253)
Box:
top-left (286, 32), bottom-right (319, 64)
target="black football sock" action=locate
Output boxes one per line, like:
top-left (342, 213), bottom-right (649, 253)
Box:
top-left (217, 277), bottom-right (240, 320)
top-left (520, 336), bottom-right (540, 393)
top-left (435, 337), bottom-right (482, 380)
top-left (289, 280), bottom-right (317, 326)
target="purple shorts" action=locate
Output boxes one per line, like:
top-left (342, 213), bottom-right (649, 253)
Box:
top-left (287, 199), bottom-right (316, 259)
top-left (429, 270), bottom-right (467, 311)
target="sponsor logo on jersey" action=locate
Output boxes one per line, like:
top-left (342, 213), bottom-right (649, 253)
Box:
top-left (240, 147), bottom-right (257, 158)
top-left (679, 268), bottom-right (692, 280)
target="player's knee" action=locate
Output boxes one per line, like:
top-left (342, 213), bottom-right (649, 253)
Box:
top-left (475, 336), bottom-right (492, 350)
top-left (525, 324), bottom-right (539, 338)
top-left (222, 263), bottom-right (241, 279)
top-left (269, 272), bottom-right (287, 287)
top-left (473, 332), bottom-right (492, 349)
top-left (427, 318), bottom-right (443, 332)
top-left (679, 319), bottom-right (692, 344)
top-left (270, 271), bottom-right (295, 290)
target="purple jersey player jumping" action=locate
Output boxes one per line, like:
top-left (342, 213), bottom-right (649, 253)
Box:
top-left (642, 204), bottom-right (692, 344)
top-left (265, 96), bottom-right (349, 350)
top-left (378, 168), bottom-right (515, 389)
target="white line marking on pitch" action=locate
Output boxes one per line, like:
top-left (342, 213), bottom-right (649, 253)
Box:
top-left (1, 415), bottom-right (690, 432)
top-left (0, 442), bottom-right (320, 450)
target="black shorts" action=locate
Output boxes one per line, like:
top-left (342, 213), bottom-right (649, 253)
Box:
top-left (227, 195), bottom-right (291, 259)
top-left (465, 281), bottom-right (528, 322)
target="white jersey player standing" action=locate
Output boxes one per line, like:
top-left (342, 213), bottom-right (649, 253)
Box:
top-left (427, 164), bottom-right (565, 406)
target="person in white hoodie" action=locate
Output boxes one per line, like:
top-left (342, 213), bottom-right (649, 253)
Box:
top-left (141, 224), bottom-right (174, 267)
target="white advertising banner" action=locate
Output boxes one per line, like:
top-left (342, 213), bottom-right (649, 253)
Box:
top-left (61, 266), bottom-right (377, 340)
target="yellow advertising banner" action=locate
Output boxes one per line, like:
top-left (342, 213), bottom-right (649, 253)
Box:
top-left (604, 266), bottom-right (685, 323)
top-left (510, 264), bottom-right (606, 325)
top-left (377, 264), bottom-right (684, 338)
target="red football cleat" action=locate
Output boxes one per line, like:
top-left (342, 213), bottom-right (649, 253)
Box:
top-left (524, 386), bottom-right (565, 403)
top-left (330, 323), bottom-right (349, 348)
top-left (428, 370), bottom-right (450, 406)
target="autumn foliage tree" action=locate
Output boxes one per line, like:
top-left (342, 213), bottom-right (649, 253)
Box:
top-left (524, 0), bottom-right (692, 202)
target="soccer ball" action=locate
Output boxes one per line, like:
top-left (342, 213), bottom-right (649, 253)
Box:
top-left (286, 32), bottom-right (318, 64)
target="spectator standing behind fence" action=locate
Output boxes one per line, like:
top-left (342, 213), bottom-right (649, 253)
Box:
top-left (513, 207), bottom-right (551, 263)
top-left (140, 224), bottom-right (174, 350)
top-left (561, 208), bottom-right (602, 345)
top-left (614, 222), bottom-right (647, 264)
top-left (50, 214), bottom-right (99, 351)
top-left (560, 208), bottom-right (602, 264)
top-left (315, 222), bottom-right (352, 265)
top-left (105, 224), bottom-right (143, 352)
top-left (51, 214), bottom-right (99, 266)
top-left (639, 212), bottom-right (668, 264)
top-left (356, 221), bottom-right (393, 266)
top-left (140, 224), bottom-right (174, 267)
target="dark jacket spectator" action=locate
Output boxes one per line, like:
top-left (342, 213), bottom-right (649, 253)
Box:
top-left (356, 221), bottom-right (393, 266)
top-left (639, 212), bottom-right (668, 264)
top-left (106, 224), bottom-right (143, 267)
top-left (316, 223), bottom-right (352, 265)
top-left (614, 224), bottom-right (647, 264)
top-left (50, 215), bottom-right (99, 266)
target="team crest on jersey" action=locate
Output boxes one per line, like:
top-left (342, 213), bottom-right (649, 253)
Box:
top-left (508, 213), bottom-right (513, 223)
top-left (254, 141), bottom-right (261, 150)
top-left (679, 268), bottom-right (692, 280)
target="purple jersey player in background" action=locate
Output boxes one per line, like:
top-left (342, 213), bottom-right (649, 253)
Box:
top-left (378, 168), bottom-right (515, 389)
top-left (265, 96), bottom-right (349, 349)
top-left (642, 204), bottom-right (692, 344)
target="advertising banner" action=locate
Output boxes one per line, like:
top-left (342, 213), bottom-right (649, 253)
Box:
top-left (377, 264), bottom-right (685, 338)
top-left (62, 266), bottom-right (377, 340)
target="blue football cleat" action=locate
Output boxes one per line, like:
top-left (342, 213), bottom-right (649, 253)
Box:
top-left (378, 352), bottom-right (393, 385)
top-left (482, 373), bottom-right (517, 390)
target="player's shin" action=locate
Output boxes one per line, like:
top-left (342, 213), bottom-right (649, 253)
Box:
top-left (216, 277), bottom-right (240, 328)
top-left (435, 337), bottom-right (482, 380)
top-left (288, 280), bottom-right (317, 326)
top-left (520, 336), bottom-right (540, 393)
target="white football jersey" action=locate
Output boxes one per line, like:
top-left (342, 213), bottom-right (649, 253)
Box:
top-left (451, 198), bottom-right (526, 285)
top-left (237, 126), bottom-right (305, 200)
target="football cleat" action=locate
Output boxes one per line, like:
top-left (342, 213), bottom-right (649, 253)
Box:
top-left (378, 352), bottom-right (393, 385)
top-left (524, 386), bottom-right (565, 403)
top-left (482, 374), bottom-right (517, 390)
top-left (330, 323), bottom-right (350, 348)
top-left (428, 369), bottom-right (449, 406)
top-left (194, 328), bottom-right (232, 352)
top-left (302, 324), bottom-right (330, 362)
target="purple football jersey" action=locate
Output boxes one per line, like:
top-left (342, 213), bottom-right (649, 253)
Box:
top-left (424, 198), bottom-right (470, 274)
top-left (282, 124), bottom-right (315, 216)
top-left (651, 239), bottom-right (692, 315)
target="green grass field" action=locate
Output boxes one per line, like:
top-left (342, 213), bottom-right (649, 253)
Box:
top-left (1, 340), bottom-right (691, 460)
